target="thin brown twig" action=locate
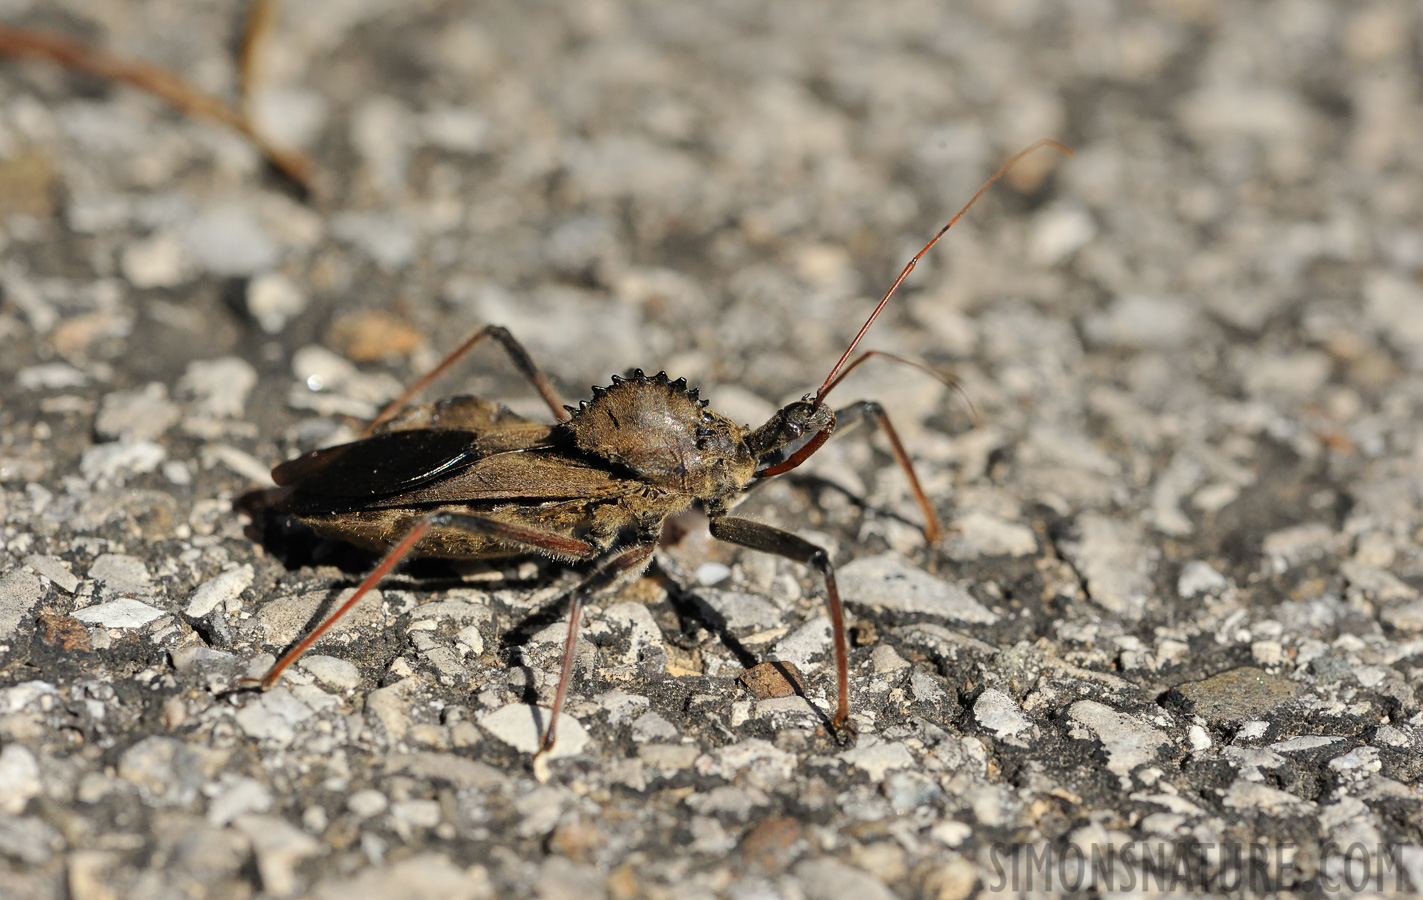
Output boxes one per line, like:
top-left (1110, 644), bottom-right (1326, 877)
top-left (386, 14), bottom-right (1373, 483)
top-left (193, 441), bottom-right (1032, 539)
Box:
top-left (0, 23), bottom-right (315, 191)
top-left (239, 0), bottom-right (279, 115)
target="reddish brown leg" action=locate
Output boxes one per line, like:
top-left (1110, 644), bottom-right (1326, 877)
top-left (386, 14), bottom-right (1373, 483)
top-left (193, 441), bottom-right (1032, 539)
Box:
top-left (831, 400), bottom-right (943, 544)
top-left (707, 516), bottom-right (852, 733)
top-left (534, 541), bottom-right (657, 764)
top-left (366, 325), bottom-right (568, 435)
top-left (246, 511), bottom-right (596, 689)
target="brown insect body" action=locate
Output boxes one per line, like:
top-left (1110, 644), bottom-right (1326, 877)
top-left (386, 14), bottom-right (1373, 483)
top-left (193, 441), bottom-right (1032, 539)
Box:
top-left (249, 140), bottom-right (1072, 766)
top-left (277, 372), bottom-right (765, 562)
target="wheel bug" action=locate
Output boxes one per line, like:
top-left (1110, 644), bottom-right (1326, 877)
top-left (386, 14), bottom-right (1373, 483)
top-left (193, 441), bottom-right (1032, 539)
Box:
top-left (247, 139), bottom-right (1070, 764)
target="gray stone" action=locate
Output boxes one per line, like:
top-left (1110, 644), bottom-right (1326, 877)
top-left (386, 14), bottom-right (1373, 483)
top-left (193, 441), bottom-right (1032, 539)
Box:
top-left (1169, 668), bottom-right (1301, 726)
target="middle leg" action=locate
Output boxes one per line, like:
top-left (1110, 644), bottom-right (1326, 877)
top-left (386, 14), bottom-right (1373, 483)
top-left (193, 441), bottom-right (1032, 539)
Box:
top-left (708, 515), bottom-right (851, 733)
top-left (830, 400), bottom-right (942, 543)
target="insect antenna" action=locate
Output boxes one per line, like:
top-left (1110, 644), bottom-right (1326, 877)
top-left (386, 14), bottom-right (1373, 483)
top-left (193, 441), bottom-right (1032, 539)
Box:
top-left (812, 138), bottom-right (1073, 409)
top-left (820, 349), bottom-right (981, 425)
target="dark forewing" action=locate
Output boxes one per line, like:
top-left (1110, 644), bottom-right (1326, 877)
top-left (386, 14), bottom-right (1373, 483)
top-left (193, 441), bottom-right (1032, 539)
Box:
top-left (272, 429), bottom-right (491, 497)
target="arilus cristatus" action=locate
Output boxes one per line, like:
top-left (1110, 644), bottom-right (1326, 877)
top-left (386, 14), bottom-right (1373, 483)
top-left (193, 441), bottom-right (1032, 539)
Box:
top-left (246, 139), bottom-right (1070, 765)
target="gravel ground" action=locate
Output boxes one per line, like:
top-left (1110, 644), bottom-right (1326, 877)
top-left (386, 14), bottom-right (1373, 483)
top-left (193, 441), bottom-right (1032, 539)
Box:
top-left (2, 0), bottom-right (1423, 897)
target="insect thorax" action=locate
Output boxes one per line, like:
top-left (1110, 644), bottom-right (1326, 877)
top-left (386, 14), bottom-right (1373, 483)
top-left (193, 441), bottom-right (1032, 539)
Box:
top-left (566, 370), bottom-right (756, 499)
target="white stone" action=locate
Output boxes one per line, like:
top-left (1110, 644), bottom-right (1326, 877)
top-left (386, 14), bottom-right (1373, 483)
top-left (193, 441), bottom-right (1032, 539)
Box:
top-left (88, 554), bottom-right (151, 594)
top-left (947, 510), bottom-right (1038, 558)
top-left (180, 357), bottom-right (259, 419)
top-left (24, 555), bottom-right (78, 593)
top-left (420, 106), bottom-right (489, 153)
top-left (80, 441), bottom-right (166, 484)
top-left (1270, 735), bottom-right (1343, 753)
top-left (1060, 514), bottom-right (1155, 621)
top-left (206, 776), bottom-right (273, 827)
top-left (1221, 779), bottom-right (1314, 814)
top-left (233, 815), bottom-right (323, 897)
top-left (695, 562), bottom-right (732, 586)
top-left (454, 625), bottom-right (484, 656)
top-left (838, 554), bottom-right (998, 623)
top-left (185, 565), bottom-right (254, 617)
top-left (1177, 560), bottom-right (1227, 597)
top-left (1188, 725), bottom-right (1212, 752)
top-left (95, 383), bottom-right (180, 441)
top-left (771, 616), bottom-right (832, 668)
top-left (630, 710), bottom-right (679, 742)
top-left (182, 205), bottom-right (279, 277)
top-left (298, 655), bottom-right (362, 691)
top-left (0, 744), bottom-right (41, 814)
top-left (347, 789), bottom-right (389, 818)
top-left (1067, 700), bottom-right (1171, 785)
top-left (247, 272), bottom-right (308, 334)
top-left (478, 704), bottom-right (588, 758)
top-left (973, 689), bottom-right (1034, 746)
top-left (1030, 203), bottom-right (1096, 266)
top-left (331, 212), bottom-right (419, 272)
top-left (18, 363), bottom-right (86, 390)
top-left (697, 739), bottom-right (796, 783)
top-left (696, 589), bottom-right (782, 630)
top-left (870, 643), bottom-right (910, 673)
top-left (1083, 295), bottom-right (1197, 349)
top-left (839, 740), bottom-right (915, 780)
top-left (71, 598), bottom-right (164, 629)
top-left (120, 232), bottom-right (190, 288)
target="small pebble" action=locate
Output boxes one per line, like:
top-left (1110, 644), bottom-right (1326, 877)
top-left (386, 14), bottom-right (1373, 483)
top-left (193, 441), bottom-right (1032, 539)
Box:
top-left (738, 661), bottom-right (805, 700)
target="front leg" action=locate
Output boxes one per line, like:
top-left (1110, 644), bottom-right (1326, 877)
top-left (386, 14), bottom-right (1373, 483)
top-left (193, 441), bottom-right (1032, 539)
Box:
top-left (707, 515), bottom-right (851, 733)
top-left (829, 400), bottom-right (942, 543)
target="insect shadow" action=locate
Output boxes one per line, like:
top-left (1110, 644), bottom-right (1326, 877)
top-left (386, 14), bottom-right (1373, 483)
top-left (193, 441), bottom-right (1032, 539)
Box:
top-left (232, 140), bottom-right (1071, 767)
